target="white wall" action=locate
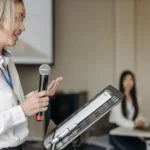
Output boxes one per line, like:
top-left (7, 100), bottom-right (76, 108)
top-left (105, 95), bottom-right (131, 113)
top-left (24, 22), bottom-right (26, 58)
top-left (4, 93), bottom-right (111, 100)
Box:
top-left (136, 0), bottom-right (150, 118)
top-left (52, 0), bottom-right (116, 98)
top-left (115, 0), bottom-right (136, 84)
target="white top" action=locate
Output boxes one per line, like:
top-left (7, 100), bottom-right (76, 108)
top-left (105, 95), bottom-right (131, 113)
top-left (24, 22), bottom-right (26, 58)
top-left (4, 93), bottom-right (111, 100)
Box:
top-left (0, 50), bottom-right (30, 148)
top-left (109, 99), bottom-right (144, 128)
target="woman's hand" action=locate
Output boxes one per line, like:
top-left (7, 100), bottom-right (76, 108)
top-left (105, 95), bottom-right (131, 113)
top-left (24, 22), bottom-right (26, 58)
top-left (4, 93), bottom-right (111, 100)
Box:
top-left (21, 77), bottom-right (63, 117)
top-left (21, 91), bottom-right (50, 117)
top-left (47, 77), bottom-right (63, 96)
top-left (134, 120), bottom-right (145, 129)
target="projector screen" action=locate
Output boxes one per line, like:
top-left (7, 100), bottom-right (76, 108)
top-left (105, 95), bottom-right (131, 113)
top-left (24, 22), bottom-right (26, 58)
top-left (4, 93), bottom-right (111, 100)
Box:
top-left (9, 0), bottom-right (53, 65)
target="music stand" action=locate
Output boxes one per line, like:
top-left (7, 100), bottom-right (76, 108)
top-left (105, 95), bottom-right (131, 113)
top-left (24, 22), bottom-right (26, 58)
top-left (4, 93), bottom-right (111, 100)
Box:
top-left (44, 85), bottom-right (124, 150)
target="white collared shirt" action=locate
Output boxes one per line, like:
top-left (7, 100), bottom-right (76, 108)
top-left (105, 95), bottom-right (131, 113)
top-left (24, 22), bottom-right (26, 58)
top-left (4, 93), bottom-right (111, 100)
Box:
top-left (0, 49), bottom-right (29, 149)
top-left (109, 98), bottom-right (146, 128)
top-left (109, 101), bottom-right (135, 128)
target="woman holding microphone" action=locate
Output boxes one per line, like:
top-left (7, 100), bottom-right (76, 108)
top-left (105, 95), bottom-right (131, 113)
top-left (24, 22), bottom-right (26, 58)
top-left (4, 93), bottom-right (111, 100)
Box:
top-left (0, 0), bottom-right (63, 149)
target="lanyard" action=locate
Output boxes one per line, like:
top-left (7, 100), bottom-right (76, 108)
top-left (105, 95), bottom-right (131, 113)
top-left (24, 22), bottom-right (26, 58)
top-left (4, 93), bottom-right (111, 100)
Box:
top-left (0, 65), bottom-right (14, 90)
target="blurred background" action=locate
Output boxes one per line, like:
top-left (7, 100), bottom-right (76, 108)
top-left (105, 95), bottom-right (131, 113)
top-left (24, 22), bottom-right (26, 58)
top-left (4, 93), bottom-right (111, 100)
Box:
top-left (13, 0), bottom-right (150, 149)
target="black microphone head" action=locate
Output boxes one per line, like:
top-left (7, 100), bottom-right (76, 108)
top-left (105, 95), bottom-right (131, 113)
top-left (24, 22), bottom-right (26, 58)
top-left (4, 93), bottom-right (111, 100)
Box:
top-left (39, 64), bottom-right (51, 76)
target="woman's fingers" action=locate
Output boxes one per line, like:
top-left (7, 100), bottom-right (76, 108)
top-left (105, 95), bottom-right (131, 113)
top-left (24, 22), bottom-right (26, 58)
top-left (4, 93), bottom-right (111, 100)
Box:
top-left (47, 77), bottom-right (63, 96)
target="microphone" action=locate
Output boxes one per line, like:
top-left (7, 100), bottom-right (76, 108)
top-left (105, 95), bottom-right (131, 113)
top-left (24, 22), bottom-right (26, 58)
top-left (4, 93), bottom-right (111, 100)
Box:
top-left (36, 64), bottom-right (51, 121)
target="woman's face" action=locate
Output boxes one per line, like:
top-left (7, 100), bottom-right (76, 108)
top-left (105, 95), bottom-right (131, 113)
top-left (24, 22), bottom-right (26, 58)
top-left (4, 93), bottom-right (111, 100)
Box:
top-left (123, 74), bottom-right (134, 91)
top-left (0, 2), bottom-right (25, 47)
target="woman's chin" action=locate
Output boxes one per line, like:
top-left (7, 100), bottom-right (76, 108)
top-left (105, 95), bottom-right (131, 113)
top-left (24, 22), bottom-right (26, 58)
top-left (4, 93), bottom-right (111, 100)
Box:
top-left (8, 40), bottom-right (17, 47)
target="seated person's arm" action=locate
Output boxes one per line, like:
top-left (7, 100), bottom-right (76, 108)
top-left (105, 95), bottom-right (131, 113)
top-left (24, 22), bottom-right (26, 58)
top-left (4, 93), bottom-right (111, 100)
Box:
top-left (110, 104), bottom-right (134, 128)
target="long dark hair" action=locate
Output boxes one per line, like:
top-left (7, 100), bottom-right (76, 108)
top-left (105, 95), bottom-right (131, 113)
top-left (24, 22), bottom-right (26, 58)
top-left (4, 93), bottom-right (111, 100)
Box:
top-left (119, 70), bottom-right (139, 121)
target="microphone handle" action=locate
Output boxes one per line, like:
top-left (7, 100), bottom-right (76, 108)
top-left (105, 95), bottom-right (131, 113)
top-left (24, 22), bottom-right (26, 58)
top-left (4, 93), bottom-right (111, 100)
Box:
top-left (36, 75), bottom-right (49, 121)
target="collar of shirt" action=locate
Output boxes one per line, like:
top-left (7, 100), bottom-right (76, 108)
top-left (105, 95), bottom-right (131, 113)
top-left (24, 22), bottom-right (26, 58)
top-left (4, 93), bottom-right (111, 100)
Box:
top-left (0, 49), bottom-right (12, 71)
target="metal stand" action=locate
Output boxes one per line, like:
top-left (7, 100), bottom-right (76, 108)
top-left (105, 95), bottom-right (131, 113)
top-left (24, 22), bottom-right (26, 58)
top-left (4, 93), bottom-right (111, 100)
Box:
top-left (72, 137), bottom-right (81, 150)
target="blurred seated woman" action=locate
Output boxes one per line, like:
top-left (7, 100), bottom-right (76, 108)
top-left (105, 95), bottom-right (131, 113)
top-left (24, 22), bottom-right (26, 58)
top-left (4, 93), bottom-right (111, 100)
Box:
top-left (109, 70), bottom-right (148, 150)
